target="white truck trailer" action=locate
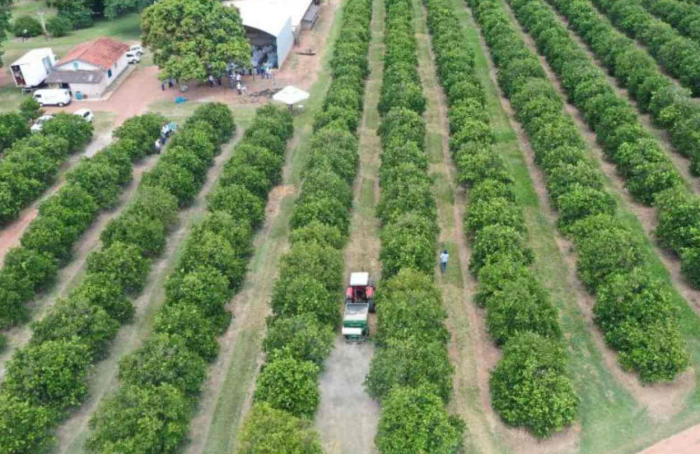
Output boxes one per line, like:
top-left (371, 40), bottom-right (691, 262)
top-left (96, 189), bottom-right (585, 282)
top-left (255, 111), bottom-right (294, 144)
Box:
top-left (10, 48), bottom-right (58, 89)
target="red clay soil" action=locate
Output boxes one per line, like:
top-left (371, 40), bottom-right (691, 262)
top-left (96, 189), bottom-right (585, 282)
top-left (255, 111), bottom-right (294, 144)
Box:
top-left (639, 423), bottom-right (700, 454)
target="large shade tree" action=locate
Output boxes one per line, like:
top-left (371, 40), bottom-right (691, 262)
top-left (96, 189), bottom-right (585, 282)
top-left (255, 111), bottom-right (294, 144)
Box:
top-left (0, 0), bottom-right (10, 66)
top-left (141, 0), bottom-right (251, 83)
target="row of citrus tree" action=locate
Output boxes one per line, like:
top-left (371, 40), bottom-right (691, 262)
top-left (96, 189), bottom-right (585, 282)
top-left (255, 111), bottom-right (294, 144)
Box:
top-left (0, 109), bottom-right (92, 225)
top-left (469, 0), bottom-right (689, 382)
top-left (510, 0), bottom-right (700, 308)
top-left (0, 113), bottom-right (163, 342)
top-left (544, 0), bottom-right (700, 178)
top-left (367, 0), bottom-right (465, 452)
top-left (639, 0), bottom-right (700, 45)
top-left (0, 103), bottom-right (232, 454)
top-left (235, 1), bottom-right (372, 453)
top-left (589, 0), bottom-right (700, 95)
top-left (424, 0), bottom-right (580, 437)
top-left (86, 104), bottom-right (295, 454)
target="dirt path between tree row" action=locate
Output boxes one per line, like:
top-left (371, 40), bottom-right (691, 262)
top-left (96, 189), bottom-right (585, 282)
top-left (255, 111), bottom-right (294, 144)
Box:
top-left (53, 129), bottom-right (243, 454)
top-left (500, 0), bottom-right (696, 422)
top-left (638, 422), bottom-right (700, 454)
top-left (314, 0), bottom-right (384, 452)
top-left (0, 151), bottom-right (160, 378)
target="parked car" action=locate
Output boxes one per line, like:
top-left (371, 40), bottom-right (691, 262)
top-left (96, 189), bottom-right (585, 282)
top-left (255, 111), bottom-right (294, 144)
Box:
top-left (73, 109), bottom-right (93, 123)
top-left (30, 114), bottom-right (55, 132)
top-left (129, 44), bottom-right (144, 55)
top-left (33, 88), bottom-right (71, 107)
top-left (126, 52), bottom-right (141, 64)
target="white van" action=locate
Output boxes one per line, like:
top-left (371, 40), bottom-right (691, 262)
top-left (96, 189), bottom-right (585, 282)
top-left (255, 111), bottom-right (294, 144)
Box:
top-left (126, 52), bottom-right (141, 64)
top-left (129, 44), bottom-right (144, 55)
top-left (33, 88), bottom-right (71, 107)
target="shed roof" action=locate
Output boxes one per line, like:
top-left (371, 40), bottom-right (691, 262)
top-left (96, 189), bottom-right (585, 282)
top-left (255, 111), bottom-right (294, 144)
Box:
top-left (11, 48), bottom-right (55, 66)
top-left (56, 37), bottom-right (129, 70)
top-left (46, 70), bottom-right (104, 85)
top-left (228, 0), bottom-right (311, 34)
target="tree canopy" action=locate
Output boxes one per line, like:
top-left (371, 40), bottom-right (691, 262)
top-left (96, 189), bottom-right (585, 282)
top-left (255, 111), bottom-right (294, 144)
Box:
top-left (141, 0), bottom-right (251, 82)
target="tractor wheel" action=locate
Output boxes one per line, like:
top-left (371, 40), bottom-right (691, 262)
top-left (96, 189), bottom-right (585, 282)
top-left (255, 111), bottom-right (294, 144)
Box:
top-left (369, 298), bottom-right (375, 313)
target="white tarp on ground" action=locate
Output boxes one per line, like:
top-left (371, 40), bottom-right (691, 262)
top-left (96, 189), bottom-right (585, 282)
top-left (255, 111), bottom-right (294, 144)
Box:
top-left (273, 85), bottom-right (309, 105)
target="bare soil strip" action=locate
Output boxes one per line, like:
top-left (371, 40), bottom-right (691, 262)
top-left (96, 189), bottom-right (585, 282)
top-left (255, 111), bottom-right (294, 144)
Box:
top-left (0, 152), bottom-right (160, 377)
top-left (314, 1), bottom-right (384, 453)
top-left (178, 4), bottom-right (346, 454)
top-left (539, 0), bottom-right (700, 196)
top-left (53, 129), bottom-right (243, 454)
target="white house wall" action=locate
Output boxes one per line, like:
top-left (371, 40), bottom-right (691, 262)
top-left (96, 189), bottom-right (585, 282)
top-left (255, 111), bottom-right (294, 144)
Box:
top-left (276, 17), bottom-right (294, 68)
top-left (56, 60), bottom-right (100, 72)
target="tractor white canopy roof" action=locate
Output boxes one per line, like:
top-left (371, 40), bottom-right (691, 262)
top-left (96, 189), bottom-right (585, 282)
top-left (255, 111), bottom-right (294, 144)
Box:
top-left (273, 85), bottom-right (309, 105)
top-left (342, 327), bottom-right (364, 336)
top-left (350, 272), bottom-right (369, 287)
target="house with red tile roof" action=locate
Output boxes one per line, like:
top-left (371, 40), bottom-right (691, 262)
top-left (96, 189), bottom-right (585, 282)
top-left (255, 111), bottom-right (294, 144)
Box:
top-left (46, 37), bottom-right (132, 99)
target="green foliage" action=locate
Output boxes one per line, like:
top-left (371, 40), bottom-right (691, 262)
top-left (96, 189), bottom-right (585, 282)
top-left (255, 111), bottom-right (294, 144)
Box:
top-left (375, 384), bottom-right (465, 454)
top-left (66, 158), bottom-right (122, 208)
top-left (375, 269), bottom-right (449, 346)
top-left (0, 394), bottom-right (54, 454)
top-left (490, 332), bottom-right (579, 438)
top-left (263, 314), bottom-right (334, 367)
top-left (278, 242), bottom-right (344, 293)
top-left (0, 112), bottom-right (30, 153)
top-left (469, 225), bottom-right (533, 277)
top-left (154, 303), bottom-right (220, 362)
top-left (289, 220), bottom-right (346, 249)
top-left (379, 212), bottom-right (437, 278)
top-left (86, 241), bottom-right (151, 294)
top-left (30, 299), bottom-right (119, 359)
top-left (180, 230), bottom-right (248, 290)
top-left (253, 357), bottom-right (320, 419)
top-left (238, 403), bottom-right (324, 454)
top-left (113, 113), bottom-right (168, 161)
top-left (185, 102), bottom-right (236, 144)
top-left (19, 97), bottom-right (43, 121)
top-left (86, 384), bottom-right (190, 454)
top-left (142, 0), bottom-right (252, 81)
top-left (2, 339), bottom-right (91, 414)
top-left (207, 184), bottom-right (265, 229)
top-left (271, 275), bottom-right (339, 327)
top-left (46, 15), bottom-right (72, 37)
top-left (366, 336), bottom-right (453, 403)
top-left (41, 113), bottom-right (93, 151)
top-left (118, 333), bottom-right (206, 396)
top-left (11, 16), bottom-right (42, 37)
top-left (164, 266), bottom-right (232, 332)
top-left (70, 272), bottom-right (134, 322)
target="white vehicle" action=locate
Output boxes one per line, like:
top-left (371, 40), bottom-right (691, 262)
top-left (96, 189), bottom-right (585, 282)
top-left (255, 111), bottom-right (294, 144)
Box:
top-left (73, 109), bottom-right (93, 123)
top-left (126, 52), bottom-right (141, 64)
top-left (33, 89), bottom-right (71, 107)
top-left (30, 114), bottom-right (55, 133)
top-left (10, 49), bottom-right (59, 88)
top-left (129, 44), bottom-right (144, 55)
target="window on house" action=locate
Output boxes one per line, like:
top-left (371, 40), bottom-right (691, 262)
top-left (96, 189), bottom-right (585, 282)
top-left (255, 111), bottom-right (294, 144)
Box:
top-left (108, 69), bottom-right (113, 78)
top-left (73, 62), bottom-right (79, 70)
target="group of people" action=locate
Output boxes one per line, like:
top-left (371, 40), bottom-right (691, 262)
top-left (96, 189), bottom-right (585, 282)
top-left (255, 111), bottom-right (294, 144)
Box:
top-left (154, 121), bottom-right (176, 154)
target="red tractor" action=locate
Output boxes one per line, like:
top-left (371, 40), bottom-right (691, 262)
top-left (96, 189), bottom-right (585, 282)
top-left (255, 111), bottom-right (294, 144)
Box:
top-left (345, 272), bottom-right (376, 312)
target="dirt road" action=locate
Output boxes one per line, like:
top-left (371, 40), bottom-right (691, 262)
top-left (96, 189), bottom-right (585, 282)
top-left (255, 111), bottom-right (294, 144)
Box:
top-left (639, 424), bottom-right (700, 454)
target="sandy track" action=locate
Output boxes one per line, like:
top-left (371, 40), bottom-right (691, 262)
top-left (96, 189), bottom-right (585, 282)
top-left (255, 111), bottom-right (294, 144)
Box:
top-left (315, 0), bottom-right (385, 452)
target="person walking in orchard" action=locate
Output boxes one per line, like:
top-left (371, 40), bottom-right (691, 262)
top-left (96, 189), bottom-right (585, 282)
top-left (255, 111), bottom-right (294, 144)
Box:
top-left (440, 249), bottom-right (449, 273)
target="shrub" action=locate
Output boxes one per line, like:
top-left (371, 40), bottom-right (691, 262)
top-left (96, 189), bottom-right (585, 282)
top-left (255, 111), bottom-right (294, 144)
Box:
top-left (289, 220), bottom-right (346, 249)
top-left (66, 159), bottom-right (122, 208)
top-left (70, 272), bottom-right (134, 323)
top-left (164, 266), bottom-right (233, 332)
top-left (238, 403), bottom-right (324, 454)
top-left (19, 97), bottom-right (43, 121)
top-left (30, 299), bottom-right (119, 359)
top-left (271, 275), bottom-right (339, 327)
top-left (365, 336), bottom-right (453, 403)
top-left (379, 213), bottom-right (437, 278)
top-left (375, 384), bottom-right (465, 454)
top-left (101, 212), bottom-right (167, 258)
top-left (154, 303), bottom-right (220, 362)
top-left (469, 225), bottom-right (533, 277)
top-left (12, 16), bottom-right (43, 37)
top-left (234, 144), bottom-right (284, 186)
top-left (0, 394), bottom-right (54, 454)
top-left (375, 269), bottom-right (449, 346)
top-left (185, 102), bottom-right (235, 144)
top-left (191, 211), bottom-right (253, 255)
top-left (278, 242), bottom-right (344, 293)
top-left (46, 15), bottom-right (72, 37)
top-left (86, 242), bottom-right (151, 294)
top-left (3, 247), bottom-right (58, 292)
top-left (142, 161), bottom-right (197, 207)
top-left (180, 231), bottom-right (247, 290)
top-left (490, 332), bottom-right (579, 438)
top-left (0, 113), bottom-right (30, 153)
top-left (220, 162), bottom-right (271, 199)
top-left (263, 314), bottom-right (335, 367)
top-left (118, 333), bottom-right (207, 396)
top-left (290, 194), bottom-right (351, 237)
top-left (485, 275), bottom-right (562, 346)
top-left (207, 184), bottom-right (265, 229)
top-left (41, 113), bottom-right (93, 151)
top-left (2, 339), bottom-right (92, 414)
top-left (307, 127), bottom-right (359, 184)
top-left (113, 113), bottom-right (168, 160)
top-left (465, 196), bottom-right (525, 235)
top-left (253, 357), bottom-right (320, 419)
top-left (86, 384), bottom-right (190, 454)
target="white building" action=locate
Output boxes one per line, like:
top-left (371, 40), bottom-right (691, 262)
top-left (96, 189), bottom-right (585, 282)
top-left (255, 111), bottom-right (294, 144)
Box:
top-left (46, 37), bottom-right (130, 100)
top-left (227, 0), bottom-right (319, 69)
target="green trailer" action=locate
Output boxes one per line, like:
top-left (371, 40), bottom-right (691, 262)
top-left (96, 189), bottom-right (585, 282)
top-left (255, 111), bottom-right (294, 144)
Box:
top-left (342, 302), bottom-right (369, 342)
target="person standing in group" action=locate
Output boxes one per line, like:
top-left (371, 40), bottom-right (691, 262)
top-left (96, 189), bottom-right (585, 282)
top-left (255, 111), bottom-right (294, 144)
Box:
top-left (440, 249), bottom-right (449, 273)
